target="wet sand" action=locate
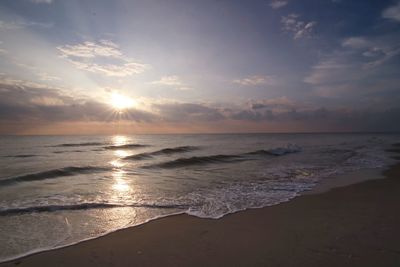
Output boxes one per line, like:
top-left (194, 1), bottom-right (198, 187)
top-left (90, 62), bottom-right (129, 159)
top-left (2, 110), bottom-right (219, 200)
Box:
top-left (2, 146), bottom-right (400, 267)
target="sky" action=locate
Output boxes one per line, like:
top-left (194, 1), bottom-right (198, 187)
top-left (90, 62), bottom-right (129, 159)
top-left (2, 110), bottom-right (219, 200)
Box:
top-left (0, 0), bottom-right (399, 134)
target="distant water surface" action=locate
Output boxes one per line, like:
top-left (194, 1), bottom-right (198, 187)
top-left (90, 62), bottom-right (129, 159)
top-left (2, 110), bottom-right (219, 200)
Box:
top-left (0, 133), bottom-right (398, 261)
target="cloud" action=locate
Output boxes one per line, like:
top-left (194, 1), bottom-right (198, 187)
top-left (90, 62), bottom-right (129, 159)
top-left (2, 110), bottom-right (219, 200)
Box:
top-left (37, 72), bottom-right (60, 81)
top-left (382, 2), bottom-right (400, 22)
top-left (151, 75), bottom-right (192, 90)
top-left (1, 76), bottom-right (400, 133)
top-left (0, 77), bottom-right (155, 124)
top-left (229, 97), bottom-right (293, 121)
top-left (304, 57), bottom-right (354, 88)
top-left (0, 19), bottom-right (53, 30)
top-left (153, 102), bottom-right (225, 122)
top-left (29, 0), bottom-right (53, 4)
top-left (57, 40), bottom-right (148, 77)
top-left (12, 62), bottom-right (61, 82)
top-left (228, 97), bottom-right (309, 122)
top-left (221, 97), bottom-right (400, 132)
top-left (0, 78), bottom-right (219, 124)
top-left (0, 46), bottom-right (7, 55)
top-left (247, 96), bottom-right (301, 111)
top-left (270, 0), bottom-right (288, 9)
top-left (364, 48), bottom-right (400, 68)
top-left (281, 14), bottom-right (317, 40)
top-left (233, 75), bottom-right (275, 86)
top-left (68, 61), bottom-right (147, 77)
top-left (0, 41), bottom-right (6, 55)
top-left (304, 36), bottom-right (400, 105)
top-left (342, 37), bottom-right (369, 49)
top-left (227, 100), bottom-right (400, 132)
top-left (341, 36), bottom-right (400, 68)
top-left (303, 52), bottom-right (394, 99)
top-left (30, 96), bottom-right (65, 106)
top-left (0, 21), bottom-right (20, 30)
top-left (152, 75), bottom-right (182, 86)
top-left (58, 40), bottom-right (122, 58)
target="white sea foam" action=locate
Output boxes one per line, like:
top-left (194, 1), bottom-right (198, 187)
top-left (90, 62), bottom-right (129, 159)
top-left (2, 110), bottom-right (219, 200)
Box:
top-left (0, 133), bottom-right (398, 262)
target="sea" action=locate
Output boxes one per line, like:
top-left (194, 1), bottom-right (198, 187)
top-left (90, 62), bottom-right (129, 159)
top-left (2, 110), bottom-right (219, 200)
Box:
top-left (0, 133), bottom-right (399, 262)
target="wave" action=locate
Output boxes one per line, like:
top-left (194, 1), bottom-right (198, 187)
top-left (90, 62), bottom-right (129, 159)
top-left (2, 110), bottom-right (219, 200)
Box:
top-left (3, 154), bottom-right (37, 158)
top-left (147, 154), bottom-right (244, 168)
top-left (52, 142), bottom-right (103, 148)
top-left (53, 150), bottom-right (84, 154)
top-left (0, 202), bottom-right (190, 216)
top-left (153, 146), bottom-right (199, 155)
top-left (124, 146), bottom-right (199, 160)
top-left (0, 166), bottom-right (109, 187)
top-left (185, 180), bottom-right (313, 219)
top-left (245, 145), bottom-right (301, 156)
top-left (146, 145), bottom-right (301, 168)
top-left (124, 153), bottom-right (153, 160)
top-left (104, 143), bottom-right (149, 150)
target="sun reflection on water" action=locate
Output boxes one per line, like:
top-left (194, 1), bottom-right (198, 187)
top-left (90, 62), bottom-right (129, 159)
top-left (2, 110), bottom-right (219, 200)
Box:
top-left (110, 159), bottom-right (124, 168)
top-left (114, 150), bottom-right (129, 158)
top-left (112, 170), bottom-right (131, 193)
top-left (108, 135), bottom-right (137, 202)
top-left (108, 136), bottom-right (129, 168)
top-left (112, 135), bottom-right (128, 146)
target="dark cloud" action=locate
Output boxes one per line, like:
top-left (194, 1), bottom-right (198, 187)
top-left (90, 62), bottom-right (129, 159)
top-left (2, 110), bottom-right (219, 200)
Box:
top-left (0, 79), bottom-right (155, 123)
top-left (230, 109), bottom-right (274, 121)
top-left (0, 78), bottom-right (399, 133)
top-left (153, 103), bottom-right (225, 122)
top-left (228, 103), bottom-right (400, 132)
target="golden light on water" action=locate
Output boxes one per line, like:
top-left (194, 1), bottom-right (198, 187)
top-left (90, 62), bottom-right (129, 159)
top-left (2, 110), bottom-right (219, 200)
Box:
top-left (110, 159), bottom-right (124, 168)
top-left (109, 137), bottom-right (129, 167)
top-left (112, 135), bottom-right (128, 145)
top-left (110, 135), bottom-right (131, 194)
top-left (114, 150), bottom-right (129, 158)
top-left (112, 170), bottom-right (131, 193)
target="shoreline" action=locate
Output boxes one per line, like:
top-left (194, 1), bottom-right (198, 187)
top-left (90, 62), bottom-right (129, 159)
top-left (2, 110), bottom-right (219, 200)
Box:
top-left (0, 166), bottom-right (388, 263)
top-left (305, 167), bottom-right (385, 195)
top-left (1, 146), bottom-right (399, 266)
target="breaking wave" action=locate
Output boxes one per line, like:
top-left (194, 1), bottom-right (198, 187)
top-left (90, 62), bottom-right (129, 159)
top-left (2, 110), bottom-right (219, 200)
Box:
top-left (123, 146), bottom-right (199, 160)
top-left (0, 202), bottom-right (190, 216)
top-left (52, 142), bottom-right (103, 148)
top-left (246, 144), bottom-right (301, 156)
top-left (0, 166), bottom-right (109, 187)
top-left (104, 144), bottom-right (149, 150)
top-left (3, 154), bottom-right (38, 158)
top-left (146, 145), bottom-right (301, 168)
top-left (150, 154), bottom-right (243, 168)
top-left (53, 150), bottom-right (84, 154)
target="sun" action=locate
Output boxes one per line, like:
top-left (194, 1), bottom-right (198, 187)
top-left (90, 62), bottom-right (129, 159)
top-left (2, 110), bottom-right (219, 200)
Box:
top-left (110, 93), bottom-right (136, 111)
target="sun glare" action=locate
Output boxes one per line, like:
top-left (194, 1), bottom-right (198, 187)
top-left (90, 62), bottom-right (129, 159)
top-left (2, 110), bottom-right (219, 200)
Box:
top-left (110, 93), bottom-right (136, 111)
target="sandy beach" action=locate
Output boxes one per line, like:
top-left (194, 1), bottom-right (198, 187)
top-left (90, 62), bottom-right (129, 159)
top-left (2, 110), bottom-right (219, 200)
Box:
top-left (1, 145), bottom-right (400, 267)
top-left (1, 0), bottom-right (399, 264)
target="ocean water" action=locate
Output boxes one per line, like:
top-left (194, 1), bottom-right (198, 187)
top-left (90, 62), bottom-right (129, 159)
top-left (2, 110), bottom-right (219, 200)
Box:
top-left (0, 133), bottom-right (398, 261)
